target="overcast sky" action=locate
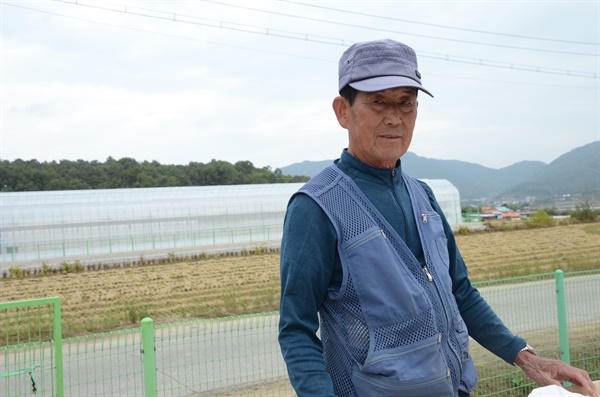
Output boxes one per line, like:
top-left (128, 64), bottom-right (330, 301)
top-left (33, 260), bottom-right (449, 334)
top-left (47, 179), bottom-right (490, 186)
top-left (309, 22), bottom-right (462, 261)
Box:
top-left (1, 0), bottom-right (598, 171)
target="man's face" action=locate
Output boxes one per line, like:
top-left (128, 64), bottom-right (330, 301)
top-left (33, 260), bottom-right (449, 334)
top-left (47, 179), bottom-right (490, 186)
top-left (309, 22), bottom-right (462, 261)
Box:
top-left (333, 87), bottom-right (418, 169)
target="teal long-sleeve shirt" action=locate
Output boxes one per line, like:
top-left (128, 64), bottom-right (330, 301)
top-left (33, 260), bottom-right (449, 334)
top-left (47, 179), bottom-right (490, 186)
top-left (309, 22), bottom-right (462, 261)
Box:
top-left (278, 150), bottom-right (526, 396)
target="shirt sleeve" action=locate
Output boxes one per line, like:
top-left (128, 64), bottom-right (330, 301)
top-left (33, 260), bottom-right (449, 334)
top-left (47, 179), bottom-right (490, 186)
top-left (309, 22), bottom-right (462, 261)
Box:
top-left (420, 182), bottom-right (526, 364)
top-left (278, 193), bottom-right (338, 396)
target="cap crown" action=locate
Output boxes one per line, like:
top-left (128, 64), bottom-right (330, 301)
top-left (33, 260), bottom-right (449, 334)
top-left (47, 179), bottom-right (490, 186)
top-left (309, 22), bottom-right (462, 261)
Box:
top-left (338, 39), bottom-right (429, 95)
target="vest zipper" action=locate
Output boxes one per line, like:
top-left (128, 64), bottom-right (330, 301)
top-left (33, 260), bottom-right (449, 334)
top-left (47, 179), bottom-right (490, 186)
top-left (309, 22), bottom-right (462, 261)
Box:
top-left (423, 266), bottom-right (433, 282)
top-left (346, 229), bottom-right (385, 252)
top-left (391, 169), bottom-right (409, 238)
top-left (370, 333), bottom-right (442, 365)
top-left (422, 264), bottom-right (463, 385)
top-left (353, 365), bottom-right (451, 391)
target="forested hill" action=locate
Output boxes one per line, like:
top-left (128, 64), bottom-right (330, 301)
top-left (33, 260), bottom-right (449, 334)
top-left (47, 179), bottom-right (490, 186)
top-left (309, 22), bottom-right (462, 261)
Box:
top-left (280, 141), bottom-right (600, 200)
top-left (0, 157), bottom-right (309, 192)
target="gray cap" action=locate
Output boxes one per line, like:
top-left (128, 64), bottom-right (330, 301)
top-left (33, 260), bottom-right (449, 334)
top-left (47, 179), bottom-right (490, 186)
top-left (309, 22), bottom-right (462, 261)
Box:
top-left (338, 39), bottom-right (433, 97)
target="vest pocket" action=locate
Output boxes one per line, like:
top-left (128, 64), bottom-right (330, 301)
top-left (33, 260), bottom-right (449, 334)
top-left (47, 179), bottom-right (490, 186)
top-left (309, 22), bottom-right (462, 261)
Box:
top-left (454, 315), bottom-right (470, 360)
top-left (350, 334), bottom-right (454, 397)
top-left (455, 314), bottom-right (479, 391)
top-left (342, 227), bottom-right (429, 325)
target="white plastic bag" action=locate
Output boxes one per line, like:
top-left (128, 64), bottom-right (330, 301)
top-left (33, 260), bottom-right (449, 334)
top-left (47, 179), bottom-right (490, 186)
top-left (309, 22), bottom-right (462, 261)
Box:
top-left (528, 385), bottom-right (588, 397)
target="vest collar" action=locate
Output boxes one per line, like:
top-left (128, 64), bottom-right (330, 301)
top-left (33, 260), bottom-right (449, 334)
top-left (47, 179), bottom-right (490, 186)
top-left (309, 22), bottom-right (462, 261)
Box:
top-left (335, 149), bottom-right (403, 187)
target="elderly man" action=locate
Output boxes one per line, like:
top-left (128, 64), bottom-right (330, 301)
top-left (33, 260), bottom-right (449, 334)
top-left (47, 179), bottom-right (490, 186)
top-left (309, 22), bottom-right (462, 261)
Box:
top-left (278, 39), bottom-right (597, 397)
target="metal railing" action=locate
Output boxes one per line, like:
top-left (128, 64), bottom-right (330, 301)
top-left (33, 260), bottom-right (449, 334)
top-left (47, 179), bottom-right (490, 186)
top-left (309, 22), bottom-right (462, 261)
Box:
top-left (2, 270), bottom-right (599, 397)
top-left (1, 297), bottom-right (63, 397)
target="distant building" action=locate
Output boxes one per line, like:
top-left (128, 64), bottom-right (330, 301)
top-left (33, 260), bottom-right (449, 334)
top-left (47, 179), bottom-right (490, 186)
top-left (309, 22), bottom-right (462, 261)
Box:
top-left (481, 206), bottom-right (521, 220)
top-left (1, 179), bottom-right (462, 266)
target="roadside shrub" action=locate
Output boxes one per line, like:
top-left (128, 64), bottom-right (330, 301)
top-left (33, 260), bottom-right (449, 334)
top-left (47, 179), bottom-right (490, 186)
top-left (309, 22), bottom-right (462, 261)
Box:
top-left (571, 201), bottom-right (598, 223)
top-left (127, 305), bottom-right (151, 323)
top-left (60, 262), bottom-right (74, 273)
top-left (73, 261), bottom-right (85, 273)
top-left (456, 226), bottom-right (472, 235)
top-left (525, 210), bottom-right (556, 228)
top-left (8, 267), bottom-right (24, 279)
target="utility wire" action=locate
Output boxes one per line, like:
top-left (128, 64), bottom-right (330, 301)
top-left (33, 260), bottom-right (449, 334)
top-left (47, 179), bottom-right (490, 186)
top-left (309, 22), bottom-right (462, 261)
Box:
top-left (1, 2), bottom-right (335, 62)
top-left (283, 0), bottom-right (599, 46)
top-left (209, 0), bottom-right (600, 50)
top-left (4, 1), bottom-right (599, 81)
top-left (47, 0), bottom-right (348, 46)
top-left (93, 0), bottom-right (598, 57)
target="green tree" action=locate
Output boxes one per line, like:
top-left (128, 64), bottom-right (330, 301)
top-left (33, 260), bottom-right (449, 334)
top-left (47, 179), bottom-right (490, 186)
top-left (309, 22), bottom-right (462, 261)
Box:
top-left (526, 210), bottom-right (556, 228)
top-left (0, 157), bottom-right (306, 191)
top-left (571, 201), bottom-right (598, 223)
top-left (203, 160), bottom-right (239, 185)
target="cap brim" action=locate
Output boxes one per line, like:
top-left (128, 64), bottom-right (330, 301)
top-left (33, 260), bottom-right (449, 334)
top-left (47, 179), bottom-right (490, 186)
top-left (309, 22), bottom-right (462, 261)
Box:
top-left (349, 76), bottom-right (433, 97)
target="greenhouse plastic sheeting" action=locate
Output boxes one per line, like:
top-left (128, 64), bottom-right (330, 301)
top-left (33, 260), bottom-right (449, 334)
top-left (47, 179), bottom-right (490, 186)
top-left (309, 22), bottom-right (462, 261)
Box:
top-left (0, 180), bottom-right (460, 266)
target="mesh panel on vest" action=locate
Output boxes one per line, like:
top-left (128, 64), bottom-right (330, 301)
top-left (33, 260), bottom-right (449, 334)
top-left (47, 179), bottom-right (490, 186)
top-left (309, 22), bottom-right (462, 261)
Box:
top-left (374, 308), bottom-right (437, 351)
top-left (322, 273), bottom-right (366, 396)
top-left (320, 184), bottom-right (372, 244)
top-left (301, 167), bottom-right (339, 196)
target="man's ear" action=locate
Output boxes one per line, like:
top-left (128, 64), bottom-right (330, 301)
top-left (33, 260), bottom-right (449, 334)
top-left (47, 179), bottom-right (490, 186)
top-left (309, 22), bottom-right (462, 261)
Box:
top-left (332, 96), bottom-right (350, 129)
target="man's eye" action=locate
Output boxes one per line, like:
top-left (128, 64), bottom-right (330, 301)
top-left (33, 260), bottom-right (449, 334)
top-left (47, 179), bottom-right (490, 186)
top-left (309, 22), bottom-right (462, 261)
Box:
top-left (372, 99), bottom-right (384, 105)
top-left (399, 101), bottom-right (416, 113)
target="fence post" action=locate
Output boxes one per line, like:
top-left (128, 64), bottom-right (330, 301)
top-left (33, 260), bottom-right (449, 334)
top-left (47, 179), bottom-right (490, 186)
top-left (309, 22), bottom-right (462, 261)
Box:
top-left (52, 297), bottom-right (65, 397)
top-left (141, 318), bottom-right (157, 397)
top-left (555, 270), bottom-right (571, 367)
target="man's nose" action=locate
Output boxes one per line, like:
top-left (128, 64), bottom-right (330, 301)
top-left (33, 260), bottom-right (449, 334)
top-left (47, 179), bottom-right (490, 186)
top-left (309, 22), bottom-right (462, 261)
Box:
top-left (383, 106), bottom-right (402, 126)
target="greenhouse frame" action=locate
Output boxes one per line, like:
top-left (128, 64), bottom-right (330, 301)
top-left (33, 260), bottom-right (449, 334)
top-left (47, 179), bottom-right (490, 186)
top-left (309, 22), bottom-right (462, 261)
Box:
top-left (0, 179), bottom-right (461, 267)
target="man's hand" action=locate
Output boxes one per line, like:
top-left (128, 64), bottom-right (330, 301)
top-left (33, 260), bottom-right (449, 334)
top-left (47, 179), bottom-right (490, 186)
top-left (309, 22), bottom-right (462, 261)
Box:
top-left (514, 351), bottom-right (598, 397)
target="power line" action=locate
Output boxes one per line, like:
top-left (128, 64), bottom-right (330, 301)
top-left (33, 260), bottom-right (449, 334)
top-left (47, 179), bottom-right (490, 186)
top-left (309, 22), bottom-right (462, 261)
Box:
top-left (1, 2), bottom-right (334, 62)
top-left (55, 0), bottom-right (600, 79)
top-left (4, 1), bottom-right (599, 81)
top-left (421, 52), bottom-right (599, 79)
top-left (426, 72), bottom-right (598, 90)
top-left (98, 0), bottom-right (598, 57)
top-left (283, 0), bottom-right (599, 46)
top-left (48, 0), bottom-right (348, 46)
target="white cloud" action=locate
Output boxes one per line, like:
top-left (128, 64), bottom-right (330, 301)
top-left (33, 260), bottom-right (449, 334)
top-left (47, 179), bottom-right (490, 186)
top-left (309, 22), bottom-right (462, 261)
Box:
top-left (1, 0), bottom-right (598, 170)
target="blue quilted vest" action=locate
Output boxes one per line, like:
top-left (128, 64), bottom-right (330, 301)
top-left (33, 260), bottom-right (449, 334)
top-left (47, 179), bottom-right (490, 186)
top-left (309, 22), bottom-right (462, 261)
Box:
top-left (297, 164), bottom-right (478, 397)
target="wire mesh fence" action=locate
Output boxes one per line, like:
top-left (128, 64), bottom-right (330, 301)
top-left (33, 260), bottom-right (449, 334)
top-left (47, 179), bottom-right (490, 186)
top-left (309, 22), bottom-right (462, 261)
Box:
top-left (62, 329), bottom-right (144, 397)
top-left (1, 270), bottom-right (599, 397)
top-left (470, 270), bottom-right (600, 396)
top-left (0, 297), bottom-right (63, 397)
top-left (152, 313), bottom-right (291, 396)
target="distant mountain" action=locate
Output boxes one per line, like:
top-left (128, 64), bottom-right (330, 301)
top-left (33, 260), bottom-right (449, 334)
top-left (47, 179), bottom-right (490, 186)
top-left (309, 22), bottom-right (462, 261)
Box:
top-left (400, 153), bottom-right (547, 199)
top-left (504, 141), bottom-right (599, 198)
top-left (280, 141), bottom-right (599, 201)
top-left (280, 160), bottom-right (333, 180)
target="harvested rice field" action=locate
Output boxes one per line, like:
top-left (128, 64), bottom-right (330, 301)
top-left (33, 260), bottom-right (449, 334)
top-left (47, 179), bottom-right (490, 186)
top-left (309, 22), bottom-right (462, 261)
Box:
top-left (1, 222), bottom-right (598, 338)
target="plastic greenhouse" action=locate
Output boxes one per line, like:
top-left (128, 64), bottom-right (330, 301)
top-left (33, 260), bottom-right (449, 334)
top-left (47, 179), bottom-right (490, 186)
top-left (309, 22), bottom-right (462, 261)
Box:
top-left (0, 180), bottom-right (461, 267)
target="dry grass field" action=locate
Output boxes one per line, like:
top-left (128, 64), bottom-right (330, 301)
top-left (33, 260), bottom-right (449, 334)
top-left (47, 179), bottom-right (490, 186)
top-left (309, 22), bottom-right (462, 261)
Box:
top-left (1, 222), bottom-right (598, 338)
top-left (457, 222), bottom-right (599, 280)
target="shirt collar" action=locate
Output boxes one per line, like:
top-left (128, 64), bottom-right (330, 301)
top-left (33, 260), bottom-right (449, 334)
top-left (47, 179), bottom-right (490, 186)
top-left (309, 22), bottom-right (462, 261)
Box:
top-left (334, 149), bottom-right (403, 186)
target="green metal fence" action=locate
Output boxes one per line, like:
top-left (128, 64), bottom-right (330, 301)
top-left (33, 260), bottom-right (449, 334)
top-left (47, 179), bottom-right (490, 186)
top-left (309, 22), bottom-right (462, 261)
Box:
top-left (468, 269), bottom-right (600, 396)
top-left (1, 297), bottom-right (63, 397)
top-left (61, 327), bottom-right (145, 397)
top-left (1, 270), bottom-right (599, 396)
